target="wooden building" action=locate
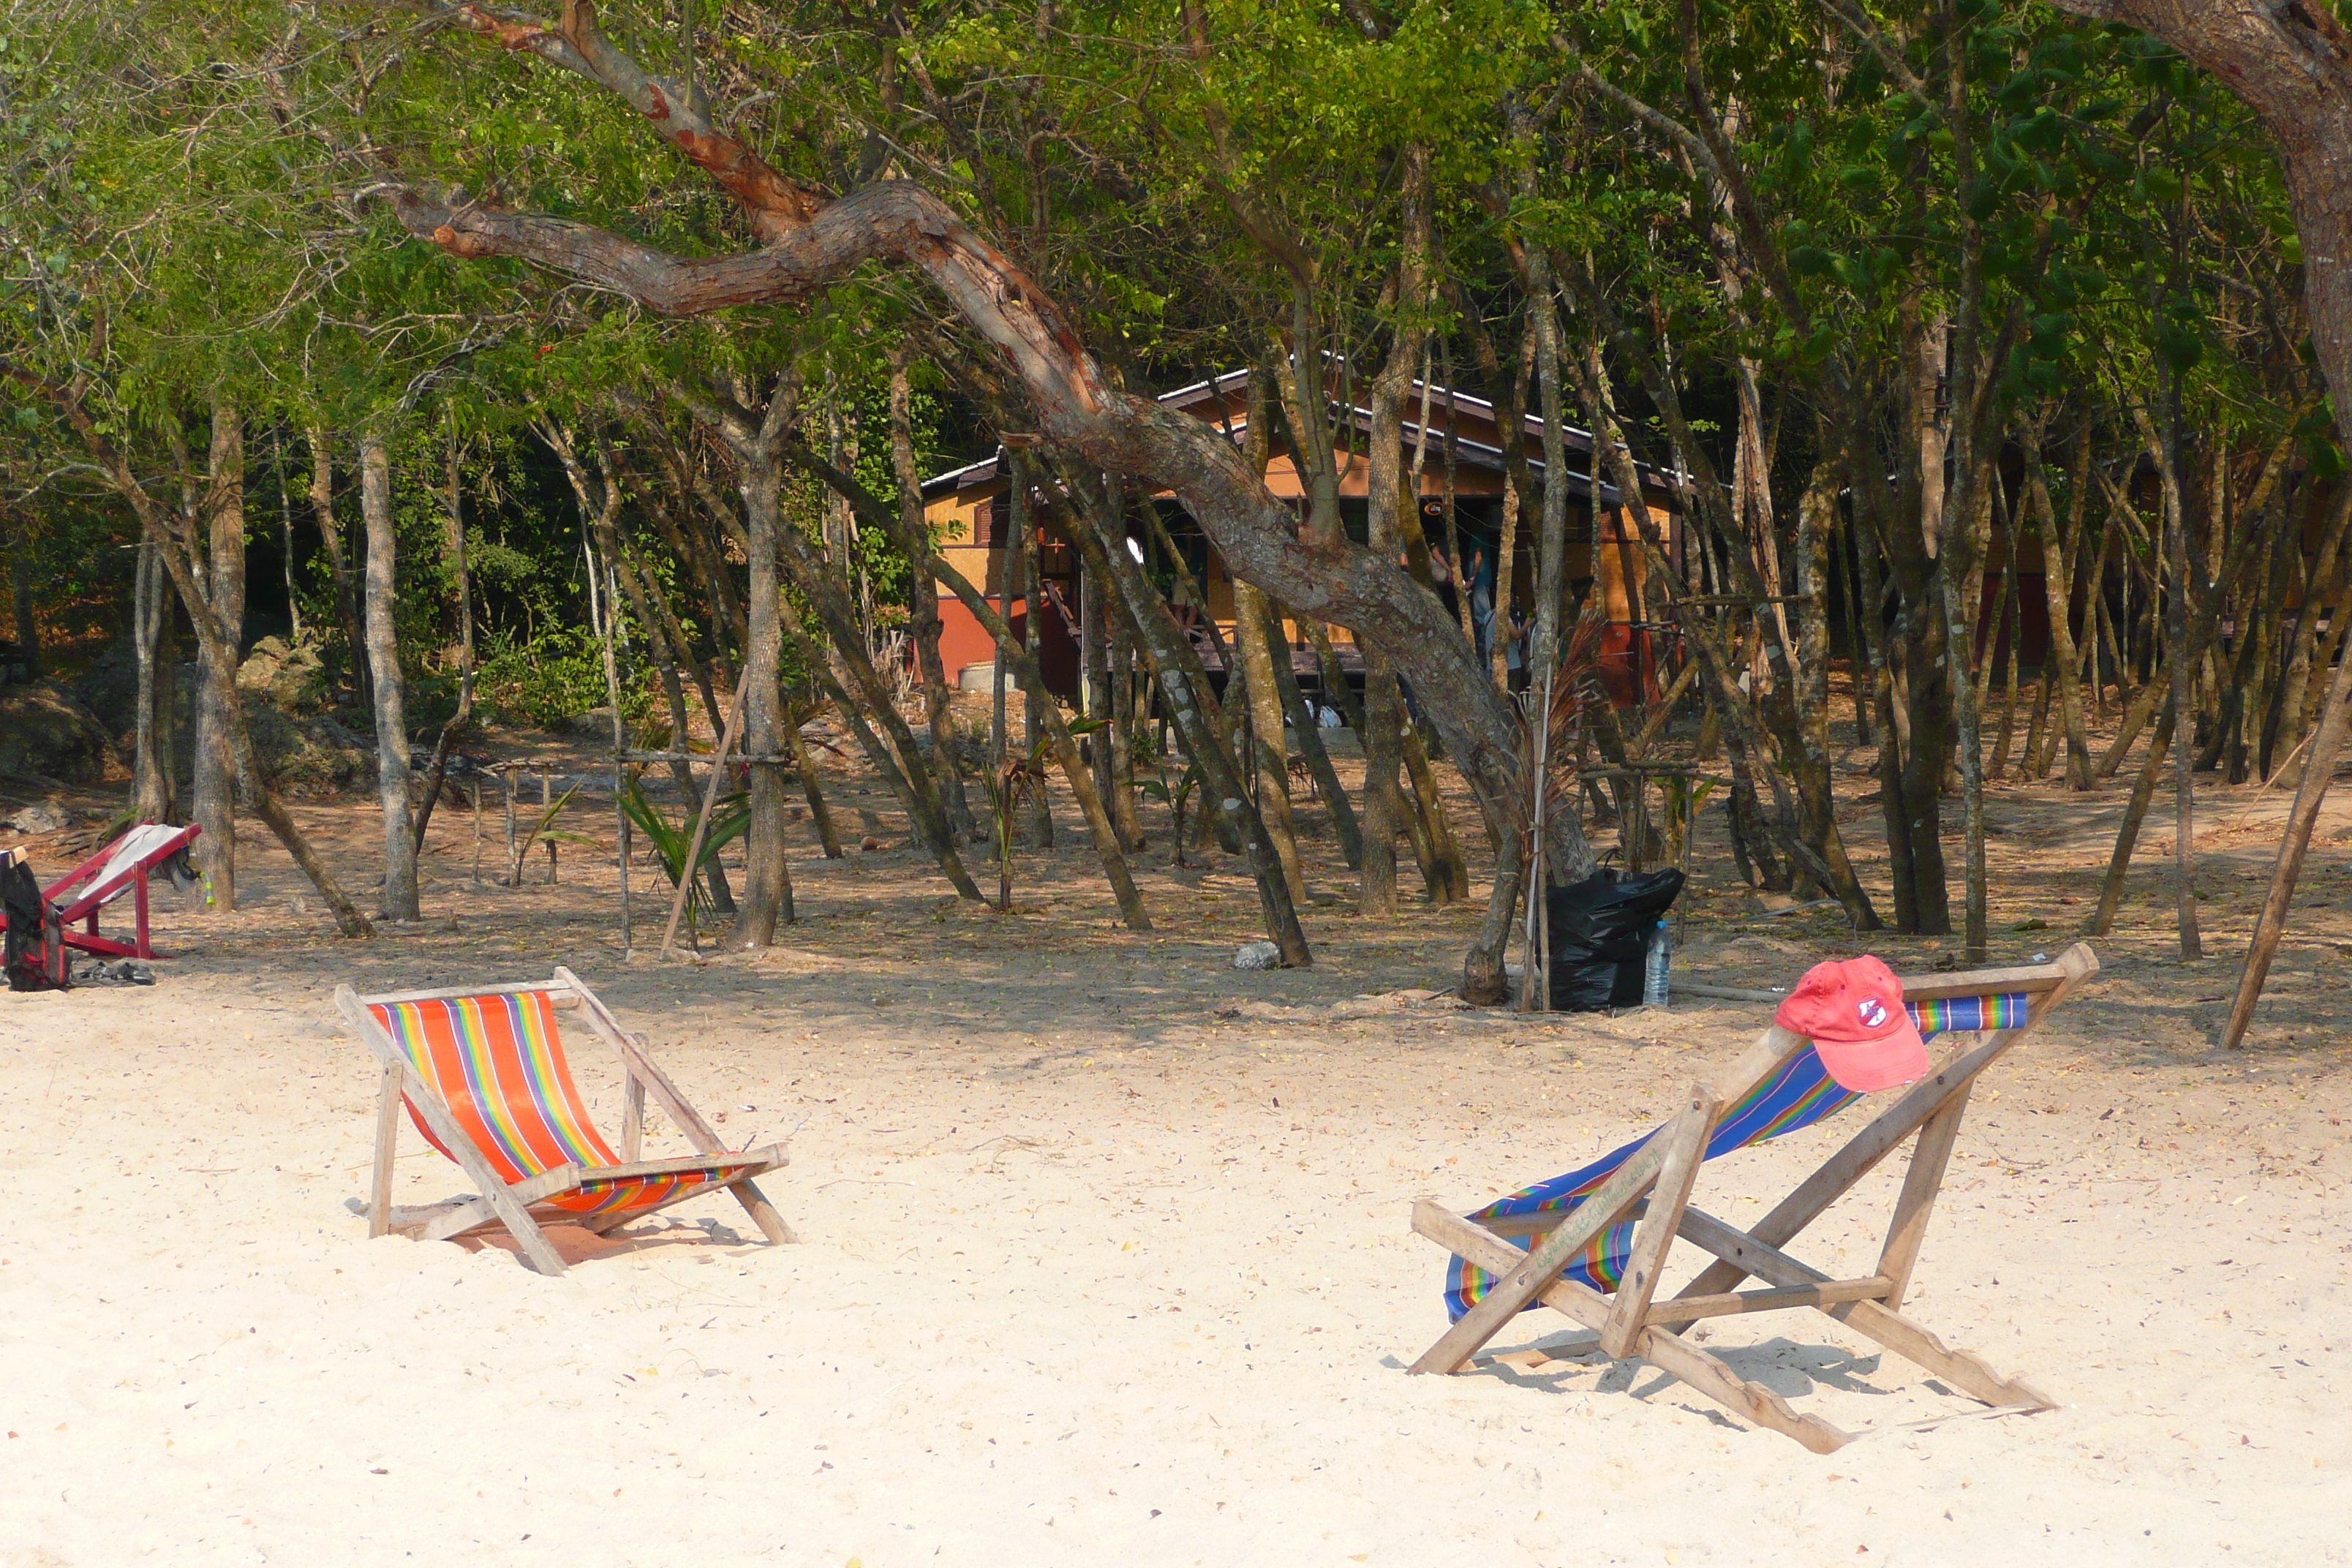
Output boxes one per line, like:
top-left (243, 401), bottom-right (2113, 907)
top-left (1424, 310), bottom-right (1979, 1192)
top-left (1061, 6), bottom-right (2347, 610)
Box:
top-left (919, 369), bottom-right (1681, 706)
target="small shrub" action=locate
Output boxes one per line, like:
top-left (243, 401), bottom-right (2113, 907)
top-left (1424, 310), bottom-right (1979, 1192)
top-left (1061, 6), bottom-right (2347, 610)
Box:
top-left (474, 627), bottom-right (652, 730)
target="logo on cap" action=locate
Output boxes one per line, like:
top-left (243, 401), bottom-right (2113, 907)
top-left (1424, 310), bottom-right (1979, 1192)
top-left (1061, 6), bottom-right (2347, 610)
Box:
top-left (1858, 997), bottom-right (1888, 1029)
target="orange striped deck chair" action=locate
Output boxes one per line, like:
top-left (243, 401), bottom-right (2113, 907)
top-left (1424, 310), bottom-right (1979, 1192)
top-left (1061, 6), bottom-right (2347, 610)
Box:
top-left (335, 967), bottom-right (794, 1275)
top-left (1409, 945), bottom-right (2097, 1452)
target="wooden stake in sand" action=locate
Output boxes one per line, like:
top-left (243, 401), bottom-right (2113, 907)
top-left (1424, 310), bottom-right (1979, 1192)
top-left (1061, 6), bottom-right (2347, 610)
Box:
top-left (2220, 647), bottom-right (2352, 1049)
top-left (540, 766), bottom-right (557, 883)
top-left (659, 661), bottom-right (753, 960)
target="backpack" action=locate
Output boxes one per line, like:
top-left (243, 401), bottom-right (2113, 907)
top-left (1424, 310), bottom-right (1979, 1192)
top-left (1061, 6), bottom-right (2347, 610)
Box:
top-left (1, 853), bottom-right (67, 991)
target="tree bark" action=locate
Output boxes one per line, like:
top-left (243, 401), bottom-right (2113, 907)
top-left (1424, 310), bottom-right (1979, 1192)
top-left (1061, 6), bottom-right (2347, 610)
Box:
top-left (131, 539), bottom-right (176, 824)
top-left (2025, 418), bottom-right (2095, 788)
top-left (728, 448), bottom-right (796, 945)
top-left (2220, 629), bottom-right (2352, 1048)
top-left (1233, 578), bottom-right (1308, 905)
top-left (360, 429), bottom-right (420, 922)
top-left (1266, 595), bottom-right (1361, 868)
top-left (193, 397), bottom-right (246, 910)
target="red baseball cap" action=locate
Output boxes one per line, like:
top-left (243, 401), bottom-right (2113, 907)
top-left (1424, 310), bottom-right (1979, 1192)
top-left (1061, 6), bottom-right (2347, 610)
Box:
top-left (1774, 955), bottom-right (1927, 1092)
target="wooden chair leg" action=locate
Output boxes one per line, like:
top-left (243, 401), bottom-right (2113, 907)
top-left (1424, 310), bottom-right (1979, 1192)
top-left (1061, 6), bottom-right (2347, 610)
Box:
top-left (1408, 1117), bottom-right (1681, 1375)
top-left (728, 1178), bottom-right (796, 1245)
top-left (1678, 1205), bottom-right (2051, 1411)
top-left (621, 1074), bottom-right (645, 1164)
top-left (1416, 1202), bottom-right (1852, 1453)
top-left (1874, 1082), bottom-right (1972, 1311)
top-left (369, 1063), bottom-right (403, 1239)
top-left (1602, 1088), bottom-right (1716, 1358)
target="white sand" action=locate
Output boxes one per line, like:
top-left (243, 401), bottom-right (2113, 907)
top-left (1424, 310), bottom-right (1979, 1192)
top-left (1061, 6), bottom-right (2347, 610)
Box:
top-left (4, 769), bottom-right (2351, 1564)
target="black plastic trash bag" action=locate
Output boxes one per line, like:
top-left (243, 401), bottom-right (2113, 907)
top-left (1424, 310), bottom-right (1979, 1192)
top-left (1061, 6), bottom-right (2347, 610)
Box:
top-left (1544, 867), bottom-right (1684, 1011)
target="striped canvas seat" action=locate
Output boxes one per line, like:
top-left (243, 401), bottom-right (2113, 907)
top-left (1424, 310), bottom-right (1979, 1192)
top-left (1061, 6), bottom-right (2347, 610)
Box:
top-left (1444, 993), bottom-right (2031, 1320)
top-left (370, 990), bottom-right (764, 1222)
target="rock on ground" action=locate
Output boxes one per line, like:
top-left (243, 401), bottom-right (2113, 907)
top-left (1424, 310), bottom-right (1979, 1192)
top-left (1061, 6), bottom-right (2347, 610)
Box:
top-left (0, 679), bottom-right (118, 784)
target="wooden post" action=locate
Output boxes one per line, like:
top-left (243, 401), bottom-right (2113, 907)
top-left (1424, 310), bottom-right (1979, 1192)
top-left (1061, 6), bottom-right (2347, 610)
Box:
top-left (2220, 642), bottom-right (2352, 1048)
top-left (502, 765), bottom-right (518, 886)
top-left (540, 766), bottom-right (557, 883)
top-left (471, 778), bottom-right (483, 883)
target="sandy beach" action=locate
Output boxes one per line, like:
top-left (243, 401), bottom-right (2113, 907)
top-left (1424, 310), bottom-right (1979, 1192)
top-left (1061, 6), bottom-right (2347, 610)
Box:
top-left (4, 744), bottom-right (2351, 1567)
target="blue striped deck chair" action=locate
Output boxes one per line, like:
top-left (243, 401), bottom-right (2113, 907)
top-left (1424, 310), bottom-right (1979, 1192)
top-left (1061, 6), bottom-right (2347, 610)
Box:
top-left (334, 967), bottom-right (794, 1275)
top-left (1409, 945), bottom-right (2097, 1452)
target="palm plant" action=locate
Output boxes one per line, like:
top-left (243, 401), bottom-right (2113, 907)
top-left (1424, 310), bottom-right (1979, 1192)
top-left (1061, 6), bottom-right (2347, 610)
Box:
top-left (617, 769), bottom-right (750, 943)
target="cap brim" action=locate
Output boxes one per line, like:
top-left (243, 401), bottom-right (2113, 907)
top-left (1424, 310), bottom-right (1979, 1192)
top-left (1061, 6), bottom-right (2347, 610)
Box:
top-left (1815, 1017), bottom-right (1929, 1093)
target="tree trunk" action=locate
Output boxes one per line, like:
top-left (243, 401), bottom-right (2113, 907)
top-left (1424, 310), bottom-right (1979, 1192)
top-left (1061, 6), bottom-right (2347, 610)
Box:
top-left (728, 453), bottom-right (796, 946)
top-left (1052, 475), bottom-right (1308, 964)
top-left (131, 539), bottom-right (176, 824)
top-left (1108, 623), bottom-right (1147, 848)
top-left (381, 55), bottom-right (1605, 990)
top-left (2089, 696), bottom-right (2176, 937)
top-left (2159, 380), bottom-right (2203, 961)
top-left (1266, 597), bottom-right (1361, 868)
top-left (305, 423), bottom-right (368, 714)
top-left (193, 397), bottom-right (246, 910)
top-left (1233, 578), bottom-right (1308, 905)
top-left (2027, 419), bottom-right (2095, 788)
top-left (4, 370), bottom-right (370, 936)
top-left (412, 415), bottom-right (476, 851)
top-left (2220, 628), bottom-right (2352, 1048)
top-left (1014, 455), bottom-right (1055, 848)
top-left (925, 543), bottom-right (1151, 930)
top-left (360, 429), bottom-right (419, 922)
top-left (889, 346), bottom-right (977, 843)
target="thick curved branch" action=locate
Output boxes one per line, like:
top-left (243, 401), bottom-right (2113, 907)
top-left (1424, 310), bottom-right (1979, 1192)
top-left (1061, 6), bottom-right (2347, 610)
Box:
top-left (372, 175), bottom-right (1529, 837)
top-left (2044, 0), bottom-right (2352, 453)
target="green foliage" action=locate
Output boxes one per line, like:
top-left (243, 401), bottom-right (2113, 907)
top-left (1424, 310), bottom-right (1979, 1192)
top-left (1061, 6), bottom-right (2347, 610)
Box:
top-left (474, 625), bottom-right (649, 730)
top-left (616, 771), bottom-right (749, 931)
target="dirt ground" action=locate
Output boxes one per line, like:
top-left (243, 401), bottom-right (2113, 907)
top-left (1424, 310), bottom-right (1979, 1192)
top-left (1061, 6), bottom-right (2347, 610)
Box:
top-left (3, 696), bottom-right (2349, 1566)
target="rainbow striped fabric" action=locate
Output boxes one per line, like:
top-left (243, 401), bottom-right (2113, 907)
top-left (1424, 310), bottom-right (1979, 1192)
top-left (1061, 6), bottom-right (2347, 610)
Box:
top-left (1441, 993), bottom-right (2033, 1321)
top-left (369, 991), bottom-right (755, 1219)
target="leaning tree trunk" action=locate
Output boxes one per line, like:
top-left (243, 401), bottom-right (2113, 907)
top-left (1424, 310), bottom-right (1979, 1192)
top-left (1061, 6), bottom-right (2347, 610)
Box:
top-left (360, 429), bottom-right (419, 922)
top-left (1232, 579), bottom-right (1308, 906)
top-left (1051, 478), bottom-right (1308, 965)
top-left (192, 396), bottom-right (246, 909)
top-left (1266, 595), bottom-right (1362, 868)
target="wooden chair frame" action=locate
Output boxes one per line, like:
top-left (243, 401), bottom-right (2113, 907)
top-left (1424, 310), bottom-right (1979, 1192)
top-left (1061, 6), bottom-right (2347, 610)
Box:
top-left (335, 966), bottom-right (796, 1275)
top-left (1409, 943), bottom-right (2098, 1452)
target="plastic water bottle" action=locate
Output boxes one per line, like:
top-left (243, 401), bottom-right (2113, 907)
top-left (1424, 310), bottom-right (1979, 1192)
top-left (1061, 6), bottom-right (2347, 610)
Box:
top-left (1643, 919), bottom-right (1671, 1007)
